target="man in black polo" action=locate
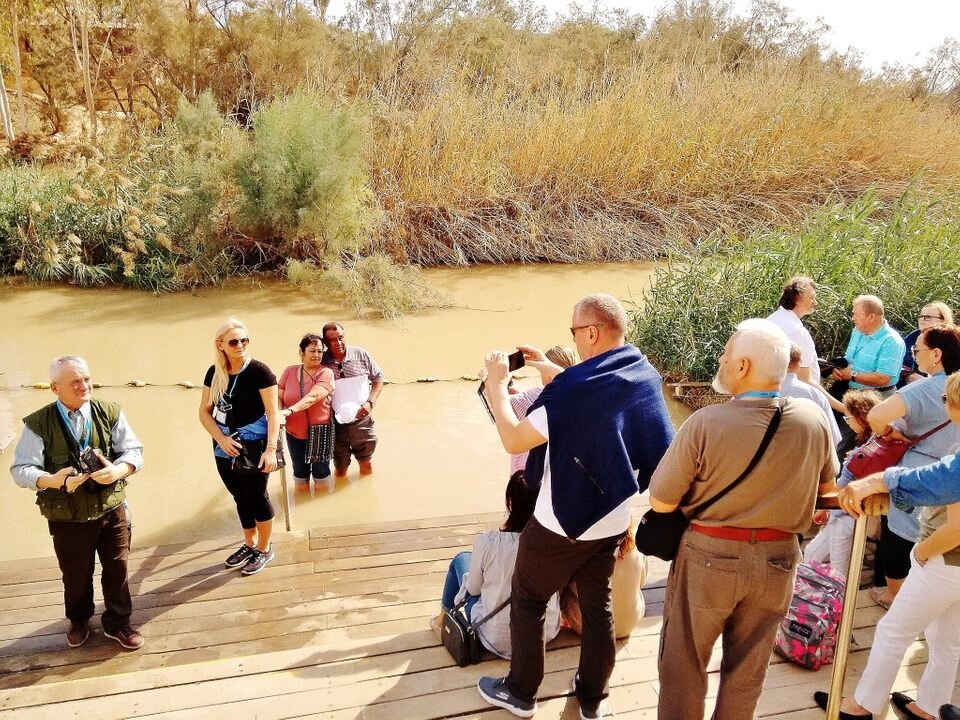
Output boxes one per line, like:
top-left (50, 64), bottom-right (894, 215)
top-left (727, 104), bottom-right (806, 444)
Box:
top-left (11, 356), bottom-right (144, 650)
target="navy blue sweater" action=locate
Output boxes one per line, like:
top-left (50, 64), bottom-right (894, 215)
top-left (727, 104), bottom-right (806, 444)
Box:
top-left (525, 344), bottom-right (675, 538)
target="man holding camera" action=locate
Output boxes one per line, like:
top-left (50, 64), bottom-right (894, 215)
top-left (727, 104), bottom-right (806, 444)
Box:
top-left (476, 294), bottom-right (674, 719)
top-left (11, 356), bottom-right (144, 650)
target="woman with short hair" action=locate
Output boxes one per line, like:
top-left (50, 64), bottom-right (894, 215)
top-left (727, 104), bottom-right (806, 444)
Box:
top-left (278, 334), bottom-right (336, 494)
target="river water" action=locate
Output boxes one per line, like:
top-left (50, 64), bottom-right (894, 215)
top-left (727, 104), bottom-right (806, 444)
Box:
top-left (1, 262), bottom-right (689, 561)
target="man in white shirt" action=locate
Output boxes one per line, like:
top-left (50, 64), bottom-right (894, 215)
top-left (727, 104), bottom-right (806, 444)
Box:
top-left (767, 276), bottom-right (820, 384)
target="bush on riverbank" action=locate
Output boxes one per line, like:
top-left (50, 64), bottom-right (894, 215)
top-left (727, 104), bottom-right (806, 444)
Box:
top-left (628, 191), bottom-right (960, 382)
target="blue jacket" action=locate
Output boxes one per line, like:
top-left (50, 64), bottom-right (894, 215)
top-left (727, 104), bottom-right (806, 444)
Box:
top-left (525, 344), bottom-right (675, 538)
top-left (885, 454), bottom-right (960, 508)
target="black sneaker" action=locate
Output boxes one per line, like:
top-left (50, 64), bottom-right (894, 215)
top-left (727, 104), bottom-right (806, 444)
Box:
top-left (572, 672), bottom-right (613, 720)
top-left (224, 544), bottom-right (255, 569)
top-left (477, 676), bottom-right (537, 718)
top-left (241, 547), bottom-right (275, 576)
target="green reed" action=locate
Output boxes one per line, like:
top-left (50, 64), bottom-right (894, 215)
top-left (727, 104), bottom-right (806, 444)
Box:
top-left (628, 190), bottom-right (960, 382)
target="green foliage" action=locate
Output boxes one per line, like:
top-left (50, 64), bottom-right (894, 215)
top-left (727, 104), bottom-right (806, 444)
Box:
top-left (628, 191), bottom-right (960, 382)
top-left (286, 255), bottom-right (450, 319)
top-left (233, 93), bottom-right (375, 255)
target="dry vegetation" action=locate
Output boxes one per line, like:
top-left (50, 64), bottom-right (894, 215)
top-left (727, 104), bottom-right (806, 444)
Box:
top-left (0, 0), bottom-right (959, 305)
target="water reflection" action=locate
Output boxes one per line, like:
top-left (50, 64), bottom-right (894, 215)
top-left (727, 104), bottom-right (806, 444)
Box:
top-left (1, 262), bottom-right (690, 561)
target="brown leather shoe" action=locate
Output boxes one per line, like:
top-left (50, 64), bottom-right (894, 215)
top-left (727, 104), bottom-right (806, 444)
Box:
top-left (359, 459), bottom-right (373, 475)
top-left (104, 625), bottom-right (144, 651)
top-left (66, 622), bottom-right (90, 648)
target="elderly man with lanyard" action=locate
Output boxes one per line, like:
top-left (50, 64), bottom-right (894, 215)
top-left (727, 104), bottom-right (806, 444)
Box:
top-left (649, 319), bottom-right (838, 720)
top-left (320, 322), bottom-right (384, 479)
top-left (11, 356), bottom-right (144, 651)
top-left (475, 293), bottom-right (674, 720)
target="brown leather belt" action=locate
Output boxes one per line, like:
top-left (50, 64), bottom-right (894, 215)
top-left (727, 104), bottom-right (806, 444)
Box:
top-left (691, 524), bottom-right (794, 542)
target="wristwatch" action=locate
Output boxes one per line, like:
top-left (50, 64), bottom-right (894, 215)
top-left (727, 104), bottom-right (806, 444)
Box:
top-left (850, 370), bottom-right (859, 381)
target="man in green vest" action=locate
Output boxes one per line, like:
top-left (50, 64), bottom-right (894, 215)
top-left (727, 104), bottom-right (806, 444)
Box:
top-left (11, 356), bottom-right (144, 650)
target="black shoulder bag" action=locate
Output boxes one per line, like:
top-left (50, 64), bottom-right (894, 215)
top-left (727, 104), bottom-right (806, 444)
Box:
top-left (635, 399), bottom-right (784, 561)
top-left (440, 595), bottom-right (511, 667)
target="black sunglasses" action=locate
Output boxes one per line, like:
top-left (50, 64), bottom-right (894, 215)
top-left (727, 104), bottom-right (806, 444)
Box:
top-left (337, 362), bottom-right (345, 378)
top-left (226, 337), bottom-right (250, 347)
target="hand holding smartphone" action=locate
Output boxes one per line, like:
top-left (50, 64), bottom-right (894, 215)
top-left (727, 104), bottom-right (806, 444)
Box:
top-left (477, 350), bottom-right (524, 423)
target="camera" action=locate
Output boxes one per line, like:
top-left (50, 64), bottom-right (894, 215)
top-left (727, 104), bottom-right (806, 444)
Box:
top-left (76, 446), bottom-right (105, 475)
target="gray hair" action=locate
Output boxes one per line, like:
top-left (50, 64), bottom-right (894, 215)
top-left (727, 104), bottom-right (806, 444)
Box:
top-left (574, 293), bottom-right (628, 336)
top-left (853, 294), bottom-right (884, 316)
top-left (49, 355), bottom-right (89, 382)
top-left (730, 319), bottom-right (790, 384)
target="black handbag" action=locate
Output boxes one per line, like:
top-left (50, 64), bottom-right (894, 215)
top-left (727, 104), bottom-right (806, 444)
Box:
top-left (635, 399), bottom-right (784, 561)
top-left (232, 437), bottom-right (286, 474)
top-left (440, 595), bottom-right (510, 667)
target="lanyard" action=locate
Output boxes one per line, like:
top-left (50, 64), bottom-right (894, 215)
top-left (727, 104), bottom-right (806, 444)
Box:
top-left (56, 403), bottom-right (92, 449)
top-left (735, 391), bottom-right (781, 400)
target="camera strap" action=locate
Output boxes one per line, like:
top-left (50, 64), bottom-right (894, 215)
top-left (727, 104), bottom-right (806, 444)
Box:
top-left (53, 405), bottom-right (87, 470)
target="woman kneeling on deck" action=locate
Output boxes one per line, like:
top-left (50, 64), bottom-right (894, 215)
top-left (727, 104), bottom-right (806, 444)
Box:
top-left (438, 471), bottom-right (561, 659)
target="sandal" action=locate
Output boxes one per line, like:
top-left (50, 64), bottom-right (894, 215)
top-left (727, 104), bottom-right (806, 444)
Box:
top-left (869, 587), bottom-right (892, 610)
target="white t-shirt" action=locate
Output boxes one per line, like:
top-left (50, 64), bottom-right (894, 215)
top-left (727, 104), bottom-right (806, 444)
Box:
top-left (767, 306), bottom-right (821, 383)
top-left (782, 373), bottom-right (842, 446)
top-left (526, 407), bottom-right (633, 541)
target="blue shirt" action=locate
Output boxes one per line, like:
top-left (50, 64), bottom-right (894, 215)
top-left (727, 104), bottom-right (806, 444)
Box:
top-left (11, 400), bottom-right (144, 490)
top-left (845, 320), bottom-right (906, 389)
top-left (885, 453), bottom-right (960, 509)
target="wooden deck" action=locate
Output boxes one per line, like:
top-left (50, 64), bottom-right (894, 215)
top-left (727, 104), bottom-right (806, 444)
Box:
top-left (0, 512), bottom-right (957, 719)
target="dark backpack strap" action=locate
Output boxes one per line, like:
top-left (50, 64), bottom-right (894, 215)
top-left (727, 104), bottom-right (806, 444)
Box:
top-left (470, 596), bottom-right (511, 629)
top-left (692, 397), bottom-right (785, 518)
top-left (911, 419), bottom-right (951, 445)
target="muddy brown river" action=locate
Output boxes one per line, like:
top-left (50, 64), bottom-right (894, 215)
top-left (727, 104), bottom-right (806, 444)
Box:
top-left (1, 263), bottom-right (689, 561)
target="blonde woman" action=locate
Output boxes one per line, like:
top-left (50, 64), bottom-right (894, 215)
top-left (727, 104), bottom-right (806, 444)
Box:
top-left (199, 319), bottom-right (281, 576)
top-left (902, 302), bottom-right (953, 385)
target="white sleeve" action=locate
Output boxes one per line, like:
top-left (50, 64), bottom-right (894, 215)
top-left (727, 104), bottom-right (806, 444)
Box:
top-left (526, 406), bottom-right (549, 440)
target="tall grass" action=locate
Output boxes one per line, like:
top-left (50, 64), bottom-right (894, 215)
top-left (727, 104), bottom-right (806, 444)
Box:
top-left (371, 61), bottom-right (960, 264)
top-left (628, 190), bottom-right (960, 382)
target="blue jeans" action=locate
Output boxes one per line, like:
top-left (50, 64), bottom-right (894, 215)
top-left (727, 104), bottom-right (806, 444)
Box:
top-left (285, 433), bottom-right (330, 480)
top-left (442, 551), bottom-right (478, 618)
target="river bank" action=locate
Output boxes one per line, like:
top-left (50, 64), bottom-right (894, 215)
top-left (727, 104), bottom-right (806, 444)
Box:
top-left (1, 262), bottom-right (689, 562)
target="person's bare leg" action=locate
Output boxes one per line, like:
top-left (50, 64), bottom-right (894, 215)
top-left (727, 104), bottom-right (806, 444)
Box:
top-left (255, 518), bottom-right (272, 552)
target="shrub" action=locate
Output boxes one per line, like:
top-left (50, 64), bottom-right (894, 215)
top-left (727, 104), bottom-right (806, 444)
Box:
top-left (286, 254), bottom-right (450, 319)
top-left (628, 190), bottom-right (960, 381)
top-left (233, 93), bottom-right (376, 256)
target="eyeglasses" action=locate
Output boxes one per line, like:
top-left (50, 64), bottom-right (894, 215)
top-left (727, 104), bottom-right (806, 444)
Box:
top-left (911, 344), bottom-right (929, 357)
top-left (570, 323), bottom-right (605, 339)
top-left (918, 314), bottom-right (944, 322)
top-left (226, 337), bottom-right (250, 347)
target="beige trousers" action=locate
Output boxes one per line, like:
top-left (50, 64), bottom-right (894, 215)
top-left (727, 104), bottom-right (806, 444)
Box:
top-left (657, 531), bottom-right (799, 719)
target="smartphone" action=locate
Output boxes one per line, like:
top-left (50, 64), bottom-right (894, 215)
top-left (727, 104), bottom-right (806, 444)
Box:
top-left (477, 381), bottom-right (496, 423)
top-left (508, 350), bottom-right (525, 372)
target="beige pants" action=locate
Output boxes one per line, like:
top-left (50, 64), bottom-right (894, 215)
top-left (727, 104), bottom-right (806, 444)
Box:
top-left (657, 531), bottom-right (799, 720)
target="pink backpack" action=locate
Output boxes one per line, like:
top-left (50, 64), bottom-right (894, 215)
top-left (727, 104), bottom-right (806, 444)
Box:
top-left (774, 561), bottom-right (846, 670)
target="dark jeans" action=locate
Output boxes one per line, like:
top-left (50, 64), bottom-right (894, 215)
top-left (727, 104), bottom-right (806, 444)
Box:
top-left (285, 433), bottom-right (331, 480)
top-left (215, 457), bottom-right (274, 529)
top-left (507, 516), bottom-right (622, 711)
top-left (49, 504), bottom-right (132, 633)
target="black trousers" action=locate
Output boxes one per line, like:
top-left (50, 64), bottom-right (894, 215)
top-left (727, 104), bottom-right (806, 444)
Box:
top-left (49, 504), bottom-right (132, 633)
top-left (506, 516), bottom-right (622, 710)
top-left (215, 457), bottom-right (274, 529)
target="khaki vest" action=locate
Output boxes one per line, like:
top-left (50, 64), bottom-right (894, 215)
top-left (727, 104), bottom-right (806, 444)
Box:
top-left (23, 400), bottom-right (127, 522)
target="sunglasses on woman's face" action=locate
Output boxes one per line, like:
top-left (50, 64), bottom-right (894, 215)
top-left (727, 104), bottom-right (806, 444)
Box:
top-left (226, 337), bottom-right (250, 347)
